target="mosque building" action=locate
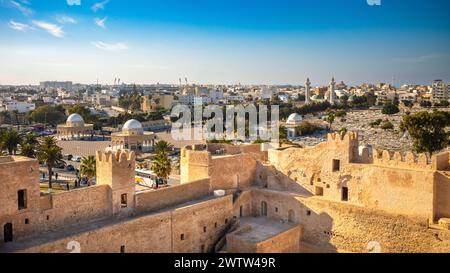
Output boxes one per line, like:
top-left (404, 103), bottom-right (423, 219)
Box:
top-left (110, 119), bottom-right (156, 152)
top-left (56, 113), bottom-right (94, 141)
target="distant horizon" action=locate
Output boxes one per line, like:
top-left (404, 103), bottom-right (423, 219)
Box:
top-left (1, 0), bottom-right (449, 85)
top-left (0, 79), bottom-right (446, 88)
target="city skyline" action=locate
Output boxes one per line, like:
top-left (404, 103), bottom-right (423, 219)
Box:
top-left (0, 0), bottom-right (449, 85)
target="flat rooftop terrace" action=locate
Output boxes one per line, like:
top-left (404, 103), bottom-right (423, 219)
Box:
top-left (0, 156), bottom-right (36, 164)
top-left (231, 217), bottom-right (298, 243)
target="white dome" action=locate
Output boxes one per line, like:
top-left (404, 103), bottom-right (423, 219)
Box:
top-left (286, 113), bottom-right (302, 125)
top-left (67, 113), bottom-right (84, 123)
top-left (66, 113), bottom-right (84, 127)
top-left (123, 119), bottom-right (142, 130)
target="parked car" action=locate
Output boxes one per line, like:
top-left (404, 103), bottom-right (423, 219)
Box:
top-left (55, 162), bottom-right (66, 169)
top-left (71, 156), bottom-right (82, 162)
top-left (66, 165), bottom-right (75, 172)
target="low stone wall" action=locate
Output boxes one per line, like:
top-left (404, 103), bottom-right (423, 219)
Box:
top-left (41, 185), bottom-right (112, 232)
top-left (227, 224), bottom-right (301, 253)
top-left (8, 195), bottom-right (233, 253)
top-left (17, 212), bottom-right (172, 253)
top-left (135, 179), bottom-right (211, 213)
top-left (210, 154), bottom-right (257, 190)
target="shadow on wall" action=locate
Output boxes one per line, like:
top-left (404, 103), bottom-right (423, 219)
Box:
top-left (251, 190), bottom-right (337, 253)
top-left (257, 163), bottom-right (314, 197)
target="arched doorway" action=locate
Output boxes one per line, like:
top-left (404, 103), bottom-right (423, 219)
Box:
top-left (261, 201), bottom-right (268, 217)
top-left (288, 210), bottom-right (295, 223)
top-left (4, 223), bottom-right (13, 243)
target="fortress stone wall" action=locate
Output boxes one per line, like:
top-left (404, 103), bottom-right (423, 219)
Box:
top-left (11, 196), bottom-right (233, 253)
top-left (180, 144), bottom-right (263, 190)
top-left (266, 132), bottom-right (448, 221)
top-left (1, 132), bottom-right (450, 253)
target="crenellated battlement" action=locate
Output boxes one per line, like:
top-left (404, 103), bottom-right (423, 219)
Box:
top-left (372, 149), bottom-right (449, 171)
top-left (327, 132), bottom-right (358, 146)
top-left (327, 131), bottom-right (359, 143)
top-left (96, 150), bottom-right (136, 165)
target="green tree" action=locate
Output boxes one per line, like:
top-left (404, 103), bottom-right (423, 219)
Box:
top-left (21, 133), bottom-right (39, 158)
top-left (27, 105), bottom-right (66, 126)
top-left (434, 100), bottom-right (450, 108)
top-left (402, 101), bottom-right (414, 108)
top-left (69, 104), bottom-right (97, 124)
top-left (21, 143), bottom-right (36, 158)
top-left (154, 140), bottom-right (174, 154)
top-left (325, 111), bottom-right (336, 130)
top-left (400, 111), bottom-right (450, 157)
top-left (279, 125), bottom-right (288, 141)
top-left (381, 103), bottom-right (400, 115)
top-left (12, 110), bottom-right (20, 129)
top-left (1, 129), bottom-right (22, 155)
top-left (419, 101), bottom-right (432, 108)
top-left (295, 121), bottom-right (321, 136)
top-left (37, 137), bottom-right (65, 189)
top-left (80, 156), bottom-right (96, 186)
top-left (0, 111), bottom-right (11, 124)
top-left (151, 141), bottom-right (173, 185)
top-left (380, 120), bottom-right (394, 130)
top-left (119, 93), bottom-right (142, 114)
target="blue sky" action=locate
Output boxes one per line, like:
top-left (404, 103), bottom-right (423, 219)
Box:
top-left (0, 0), bottom-right (449, 85)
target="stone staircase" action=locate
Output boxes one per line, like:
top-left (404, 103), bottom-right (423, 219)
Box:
top-left (232, 190), bottom-right (243, 203)
top-left (211, 218), bottom-right (240, 253)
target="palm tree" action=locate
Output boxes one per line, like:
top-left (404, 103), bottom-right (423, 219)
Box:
top-left (21, 132), bottom-right (39, 158)
top-left (37, 136), bottom-right (65, 190)
top-left (21, 143), bottom-right (36, 158)
top-left (12, 110), bottom-right (20, 130)
top-left (1, 129), bottom-right (22, 155)
top-left (23, 132), bottom-right (39, 146)
top-left (0, 111), bottom-right (11, 124)
top-left (154, 140), bottom-right (174, 154)
top-left (151, 152), bottom-right (172, 185)
top-left (151, 140), bottom-right (173, 185)
top-left (325, 111), bottom-right (336, 131)
top-left (80, 156), bottom-right (96, 186)
top-left (41, 135), bottom-right (58, 147)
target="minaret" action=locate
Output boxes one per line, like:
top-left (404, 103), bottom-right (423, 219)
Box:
top-left (305, 77), bottom-right (311, 104)
top-left (329, 77), bottom-right (337, 105)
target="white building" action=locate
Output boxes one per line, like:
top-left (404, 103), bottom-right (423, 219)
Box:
top-left (178, 94), bottom-right (211, 105)
top-left (278, 94), bottom-right (290, 102)
top-left (261, 87), bottom-right (277, 100)
top-left (209, 89), bottom-right (224, 103)
top-left (226, 95), bottom-right (245, 103)
top-left (431, 80), bottom-right (448, 102)
top-left (398, 92), bottom-right (417, 102)
top-left (4, 101), bottom-right (36, 113)
top-left (285, 113), bottom-right (303, 139)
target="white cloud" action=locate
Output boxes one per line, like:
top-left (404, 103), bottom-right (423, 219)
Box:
top-left (33, 21), bottom-right (64, 37)
top-left (10, 0), bottom-right (33, 16)
top-left (91, 41), bottom-right (128, 51)
top-left (91, 0), bottom-right (109, 12)
top-left (67, 0), bottom-right (81, 5)
top-left (8, 20), bottom-right (30, 31)
top-left (94, 17), bottom-right (107, 28)
top-left (57, 15), bottom-right (77, 24)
